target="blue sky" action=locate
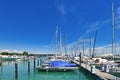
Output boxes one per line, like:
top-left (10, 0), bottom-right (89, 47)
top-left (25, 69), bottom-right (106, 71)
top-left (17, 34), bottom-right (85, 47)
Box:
top-left (0, 0), bottom-right (120, 54)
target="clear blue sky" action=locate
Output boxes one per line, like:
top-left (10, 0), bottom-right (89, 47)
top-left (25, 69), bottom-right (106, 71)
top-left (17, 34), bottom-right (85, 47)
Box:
top-left (0, 0), bottom-right (120, 53)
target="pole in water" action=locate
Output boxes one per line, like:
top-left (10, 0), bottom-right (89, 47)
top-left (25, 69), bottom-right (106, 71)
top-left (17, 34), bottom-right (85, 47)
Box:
top-left (28, 61), bottom-right (30, 73)
top-left (37, 59), bottom-right (39, 67)
top-left (79, 52), bottom-right (81, 69)
top-left (15, 63), bottom-right (18, 80)
top-left (40, 58), bottom-right (42, 67)
top-left (34, 57), bottom-right (36, 69)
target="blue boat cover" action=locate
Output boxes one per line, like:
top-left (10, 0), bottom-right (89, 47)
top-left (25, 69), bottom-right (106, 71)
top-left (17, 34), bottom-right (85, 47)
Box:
top-left (49, 61), bottom-right (77, 67)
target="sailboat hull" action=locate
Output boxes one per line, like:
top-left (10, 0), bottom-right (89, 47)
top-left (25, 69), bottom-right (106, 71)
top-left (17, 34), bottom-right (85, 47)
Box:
top-left (37, 67), bottom-right (79, 72)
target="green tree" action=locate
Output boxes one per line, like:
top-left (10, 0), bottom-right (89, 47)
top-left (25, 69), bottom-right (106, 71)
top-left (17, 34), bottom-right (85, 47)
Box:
top-left (1, 52), bottom-right (9, 55)
top-left (23, 51), bottom-right (28, 56)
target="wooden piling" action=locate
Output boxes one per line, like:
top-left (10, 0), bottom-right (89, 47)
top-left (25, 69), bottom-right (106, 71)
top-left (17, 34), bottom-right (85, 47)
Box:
top-left (34, 57), bottom-right (36, 69)
top-left (37, 59), bottom-right (39, 66)
top-left (15, 63), bottom-right (18, 80)
top-left (40, 59), bottom-right (42, 66)
top-left (28, 61), bottom-right (30, 72)
top-left (79, 52), bottom-right (81, 69)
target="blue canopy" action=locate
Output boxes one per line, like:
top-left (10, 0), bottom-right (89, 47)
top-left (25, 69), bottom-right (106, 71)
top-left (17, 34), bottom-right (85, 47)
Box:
top-left (49, 61), bottom-right (77, 67)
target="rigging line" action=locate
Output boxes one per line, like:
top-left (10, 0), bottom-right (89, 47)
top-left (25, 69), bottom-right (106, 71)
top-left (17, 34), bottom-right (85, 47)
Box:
top-left (49, 26), bottom-right (58, 53)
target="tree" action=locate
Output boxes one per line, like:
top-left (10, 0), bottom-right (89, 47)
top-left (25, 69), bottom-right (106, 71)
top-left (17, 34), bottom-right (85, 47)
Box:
top-left (23, 51), bottom-right (28, 56)
top-left (1, 52), bottom-right (9, 55)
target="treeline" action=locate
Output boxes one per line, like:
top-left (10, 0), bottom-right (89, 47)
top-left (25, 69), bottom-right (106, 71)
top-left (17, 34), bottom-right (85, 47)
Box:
top-left (0, 51), bottom-right (29, 56)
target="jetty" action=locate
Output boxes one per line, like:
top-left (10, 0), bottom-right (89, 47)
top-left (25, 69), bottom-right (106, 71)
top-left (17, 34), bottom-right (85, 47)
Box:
top-left (70, 59), bottom-right (120, 80)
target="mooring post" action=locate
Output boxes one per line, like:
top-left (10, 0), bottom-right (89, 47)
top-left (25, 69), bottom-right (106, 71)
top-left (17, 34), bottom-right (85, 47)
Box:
top-left (15, 63), bottom-right (18, 80)
top-left (37, 59), bottom-right (39, 67)
top-left (79, 52), bottom-right (81, 69)
top-left (34, 56), bottom-right (36, 69)
top-left (28, 61), bottom-right (30, 73)
top-left (40, 58), bottom-right (42, 67)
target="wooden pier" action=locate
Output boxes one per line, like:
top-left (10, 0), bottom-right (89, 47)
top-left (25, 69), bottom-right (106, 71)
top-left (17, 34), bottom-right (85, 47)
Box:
top-left (70, 59), bottom-right (120, 80)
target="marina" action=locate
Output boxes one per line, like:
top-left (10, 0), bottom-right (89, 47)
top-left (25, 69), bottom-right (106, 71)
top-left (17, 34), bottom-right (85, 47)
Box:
top-left (0, 60), bottom-right (94, 80)
top-left (0, 0), bottom-right (120, 80)
top-left (0, 53), bottom-right (120, 80)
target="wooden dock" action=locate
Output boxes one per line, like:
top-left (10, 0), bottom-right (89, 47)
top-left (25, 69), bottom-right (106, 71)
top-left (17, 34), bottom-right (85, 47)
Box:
top-left (70, 59), bottom-right (120, 80)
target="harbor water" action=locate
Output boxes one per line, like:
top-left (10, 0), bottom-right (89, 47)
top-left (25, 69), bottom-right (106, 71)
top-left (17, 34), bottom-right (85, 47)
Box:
top-left (0, 60), bottom-right (94, 80)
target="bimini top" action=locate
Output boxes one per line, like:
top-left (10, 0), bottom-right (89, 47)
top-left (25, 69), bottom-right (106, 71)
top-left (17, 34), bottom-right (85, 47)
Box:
top-left (49, 61), bottom-right (77, 67)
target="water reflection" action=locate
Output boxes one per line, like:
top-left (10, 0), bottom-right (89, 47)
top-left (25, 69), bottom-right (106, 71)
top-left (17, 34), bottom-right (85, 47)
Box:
top-left (33, 70), bottom-right (86, 80)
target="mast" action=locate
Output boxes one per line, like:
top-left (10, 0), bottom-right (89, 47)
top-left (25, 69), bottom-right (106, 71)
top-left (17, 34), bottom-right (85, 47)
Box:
top-left (55, 26), bottom-right (58, 54)
top-left (112, 2), bottom-right (114, 55)
top-left (92, 30), bottom-right (98, 58)
top-left (89, 36), bottom-right (92, 58)
top-left (64, 34), bottom-right (67, 55)
top-left (82, 38), bottom-right (85, 56)
top-left (59, 27), bottom-right (62, 55)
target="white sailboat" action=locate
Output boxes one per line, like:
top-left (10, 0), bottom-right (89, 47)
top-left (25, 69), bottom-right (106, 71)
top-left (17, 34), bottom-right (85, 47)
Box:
top-left (36, 26), bottom-right (79, 72)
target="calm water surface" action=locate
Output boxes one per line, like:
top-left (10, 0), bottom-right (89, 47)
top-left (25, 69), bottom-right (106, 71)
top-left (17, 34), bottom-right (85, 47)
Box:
top-left (0, 60), bottom-right (94, 80)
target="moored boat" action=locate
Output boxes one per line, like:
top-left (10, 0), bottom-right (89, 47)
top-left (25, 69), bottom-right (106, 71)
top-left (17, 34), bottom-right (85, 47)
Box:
top-left (36, 60), bottom-right (79, 72)
top-left (37, 66), bottom-right (79, 72)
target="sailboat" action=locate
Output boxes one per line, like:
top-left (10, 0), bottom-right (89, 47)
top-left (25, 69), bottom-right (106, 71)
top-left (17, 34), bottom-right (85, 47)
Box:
top-left (47, 26), bottom-right (69, 62)
top-left (36, 26), bottom-right (79, 72)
